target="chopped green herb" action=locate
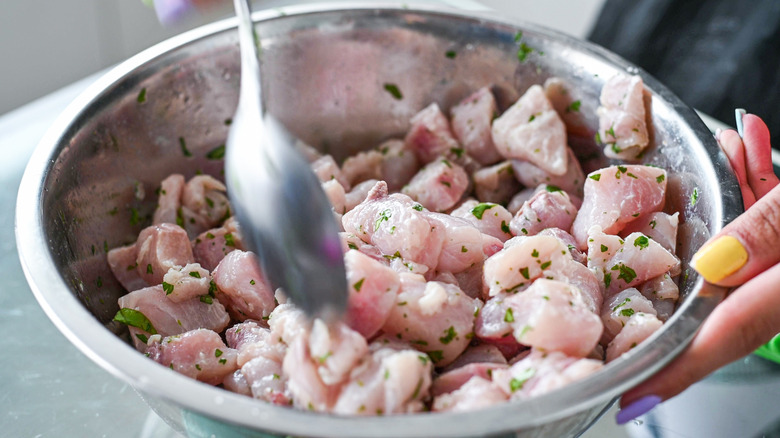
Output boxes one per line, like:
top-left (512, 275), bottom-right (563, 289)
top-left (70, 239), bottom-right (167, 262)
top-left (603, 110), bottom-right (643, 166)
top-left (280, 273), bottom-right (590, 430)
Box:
top-left (383, 83), bottom-right (403, 100)
top-left (137, 88), bottom-right (147, 103)
top-left (471, 203), bottom-right (495, 220)
top-left (520, 227), bottom-right (528, 235)
top-left (514, 31), bottom-right (523, 43)
top-left (620, 308), bottom-right (635, 317)
top-left (611, 263), bottom-right (637, 284)
top-left (411, 377), bottom-right (424, 399)
top-left (445, 50), bottom-right (457, 59)
top-left (604, 272), bottom-right (612, 288)
top-left (441, 159), bottom-right (452, 168)
top-left (504, 308), bottom-right (515, 323)
top-left (189, 271), bottom-right (201, 278)
top-left (606, 125), bottom-right (617, 139)
top-left (179, 137), bottom-right (192, 157)
top-left (114, 308), bottom-right (157, 334)
top-left (130, 207), bottom-right (141, 226)
top-left (209, 280), bottom-right (218, 294)
top-left (461, 246), bottom-right (468, 253)
top-left (450, 147), bottom-right (465, 158)
top-left (520, 267), bottom-right (530, 279)
top-left (649, 220), bottom-right (657, 229)
top-left (656, 174), bottom-right (665, 183)
top-left (600, 244), bottom-right (609, 253)
top-left (135, 334), bottom-right (148, 344)
top-left (501, 221), bottom-right (511, 234)
top-left (509, 367), bottom-right (536, 392)
top-left (439, 326), bottom-right (457, 344)
top-left (540, 261), bottom-right (551, 270)
top-left (347, 242), bottom-right (358, 250)
top-left (531, 249), bottom-right (539, 258)
top-left (412, 203), bottom-right (424, 211)
top-left (411, 339), bottom-right (428, 346)
top-left (566, 100), bottom-right (581, 112)
top-left (517, 42), bottom-right (534, 62)
top-left (200, 295), bottom-right (213, 304)
top-left (690, 187), bottom-right (699, 206)
top-left (626, 172), bottom-right (638, 179)
top-left (353, 278), bottom-right (365, 292)
top-left (594, 131), bottom-right (602, 144)
top-left (374, 208), bottom-right (392, 231)
top-left (206, 145), bottom-right (226, 160)
top-left (545, 185), bottom-right (562, 193)
top-left (224, 232), bottom-right (236, 247)
top-left (634, 235), bottom-right (649, 249)
top-left (162, 282), bottom-right (174, 295)
top-left (428, 350), bottom-right (444, 363)
top-left (146, 264), bottom-right (153, 274)
top-left (589, 173), bottom-right (601, 181)
top-left (440, 180), bottom-right (451, 188)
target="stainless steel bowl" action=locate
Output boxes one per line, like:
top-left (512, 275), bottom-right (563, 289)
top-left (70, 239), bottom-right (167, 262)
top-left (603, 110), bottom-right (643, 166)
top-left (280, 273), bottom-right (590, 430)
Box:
top-left (16, 3), bottom-right (742, 437)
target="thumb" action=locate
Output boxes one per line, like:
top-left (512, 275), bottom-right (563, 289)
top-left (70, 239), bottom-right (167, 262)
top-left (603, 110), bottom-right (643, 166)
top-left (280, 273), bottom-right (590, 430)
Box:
top-left (691, 183), bottom-right (780, 287)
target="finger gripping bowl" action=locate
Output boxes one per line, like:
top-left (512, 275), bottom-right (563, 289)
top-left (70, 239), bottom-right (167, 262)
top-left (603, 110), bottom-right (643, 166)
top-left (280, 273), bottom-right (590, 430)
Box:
top-left (16, 3), bottom-right (742, 437)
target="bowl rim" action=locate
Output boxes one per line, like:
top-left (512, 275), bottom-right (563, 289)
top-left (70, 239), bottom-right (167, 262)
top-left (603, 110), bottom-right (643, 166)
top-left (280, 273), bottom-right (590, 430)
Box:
top-left (16, 2), bottom-right (740, 437)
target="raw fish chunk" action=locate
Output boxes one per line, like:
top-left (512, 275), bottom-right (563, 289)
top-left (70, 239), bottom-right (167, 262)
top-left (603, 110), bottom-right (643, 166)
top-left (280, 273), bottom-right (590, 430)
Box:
top-left (342, 182), bottom-right (445, 270)
top-left (571, 164), bottom-right (667, 249)
top-left (322, 179), bottom-right (347, 214)
top-left (283, 320), bottom-right (368, 411)
top-left (431, 362), bottom-right (508, 396)
top-left (378, 139), bottom-right (421, 192)
top-left (241, 355), bottom-right (289, 405)
top-left (426, 213), bottom-right (485, 274)
top-left (405, 103), bottom-right (461, 164)
top-left (492, 349), bottom-right (602, 399)
top-left (226, 321), bottom-right (286, 366)
top-left (153, 174), bottom-right (185, 225)
top-left (118, 284), bottom-right (230, 351)
top-left (181, 175), bottom-right (231, 233)
top-left (381, 274), bottom-right (478, 367)
top-left (588, 228), bottom-right (680, 296)
top-left (450, 87), bottom-right (502, 165)
top-left (191, 217), bottom-right (244, 271)
top-left (638, 273), bottom-right (679, 321)
top-left (107, 244), bottom-right (147, 292)
top-left (472, 161), bottom-right (521, 205)
top-left (596, 74), bottom-right (649, 160)
top-left (345, 179), bottom-right (380, 213)
top-left (402, 158), bottom-right (469, 212)
top-left (433, 376), bottom-right (508, 412)
top-left (511, 147), bottom-right (585, 198)
top-left (491, 85), bottom-right (568, 175)
top-left (341, 149), bottom-right (384, 187)
top-left (503, 279), bottom-right (603, 357)
top-left (601, 288), bottom-right (657, 342)
top-left (212, 250), bottom-right (276, 322)
top-left (146, 329), bottom-right (238, 385)
top-left (606, 313), bottom-right (663, 362)
top-left (621, 211), bottom-right (679, 254)
top-left (333, 342), bottom-right (433, 415)
top-left (311, 155), bottom-right (351, 191)
top-left (344, 250), bottom-right (401, 338)
top-left (161, 263), bottom-right (211, 303)
top-left (450, 200), bottom-right (514, 242)
top-left (509, 188), bottom-right (579, 237)
top-left (136, 223), bottom-right (195, 286)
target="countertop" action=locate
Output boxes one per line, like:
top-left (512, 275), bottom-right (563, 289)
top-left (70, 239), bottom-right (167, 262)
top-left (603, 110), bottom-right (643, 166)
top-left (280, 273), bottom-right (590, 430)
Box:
top-left (3, 71), bottom-right (779, 438)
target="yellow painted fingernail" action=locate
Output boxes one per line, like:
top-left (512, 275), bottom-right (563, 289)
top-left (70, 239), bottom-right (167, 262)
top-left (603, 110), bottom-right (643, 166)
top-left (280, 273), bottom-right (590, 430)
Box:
top-left (691, 236), bottom-right (748, 283)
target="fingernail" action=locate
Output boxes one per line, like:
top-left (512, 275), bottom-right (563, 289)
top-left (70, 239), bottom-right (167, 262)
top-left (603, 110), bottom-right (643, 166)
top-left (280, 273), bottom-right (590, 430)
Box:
top-left (735, 108), bottom-right (746, 138)
top-left (691, 235), bottom-right (748, 283)
top-left (616, 395), bottom-right (662, 425)
top-left (154, 0), bottom-right (194, 25)
top-left (714, 128), bottom-right (722, 141)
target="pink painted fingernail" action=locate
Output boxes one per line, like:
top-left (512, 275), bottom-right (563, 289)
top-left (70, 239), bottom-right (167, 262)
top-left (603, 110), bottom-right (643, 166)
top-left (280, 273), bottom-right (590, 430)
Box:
top-left (616, 395), bottom-right (662, 425)
top-left (714, 128), bottom-right (722, 141)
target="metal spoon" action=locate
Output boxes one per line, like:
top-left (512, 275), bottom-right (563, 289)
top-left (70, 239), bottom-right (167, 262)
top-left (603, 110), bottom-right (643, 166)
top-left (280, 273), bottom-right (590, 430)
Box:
top-left (224, 0), bottom-right (347, 320)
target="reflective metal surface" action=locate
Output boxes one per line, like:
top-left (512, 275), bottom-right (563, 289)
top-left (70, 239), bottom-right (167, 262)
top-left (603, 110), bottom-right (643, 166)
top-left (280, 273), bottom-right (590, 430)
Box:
top-left (16, 3), bottom-right (742, 438)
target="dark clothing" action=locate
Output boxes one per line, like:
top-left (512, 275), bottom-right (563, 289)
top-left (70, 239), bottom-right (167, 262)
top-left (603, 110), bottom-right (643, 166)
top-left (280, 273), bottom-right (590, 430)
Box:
top-left (589, 0), bottom-right (780, 148)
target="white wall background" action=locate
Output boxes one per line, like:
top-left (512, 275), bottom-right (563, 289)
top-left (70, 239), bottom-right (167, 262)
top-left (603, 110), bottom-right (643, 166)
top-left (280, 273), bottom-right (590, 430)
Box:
top-left (0, 0), bottom-right (605, 116)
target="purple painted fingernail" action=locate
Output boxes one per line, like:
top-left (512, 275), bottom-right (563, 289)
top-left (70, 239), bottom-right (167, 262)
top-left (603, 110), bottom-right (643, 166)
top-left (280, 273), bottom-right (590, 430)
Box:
top-left (154, 0), bottom-right (194, 25)
top-left (616, 395), bottom-right (662, 425)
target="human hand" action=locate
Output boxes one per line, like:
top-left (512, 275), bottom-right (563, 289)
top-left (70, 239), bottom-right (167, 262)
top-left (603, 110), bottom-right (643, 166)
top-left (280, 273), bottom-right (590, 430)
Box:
top-left (616, 113), bottom-right (780, 424)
